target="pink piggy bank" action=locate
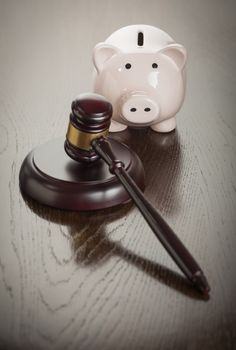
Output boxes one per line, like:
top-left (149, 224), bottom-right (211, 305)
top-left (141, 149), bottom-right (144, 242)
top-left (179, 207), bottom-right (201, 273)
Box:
top-left (93, 25), bottom-right (187, 133)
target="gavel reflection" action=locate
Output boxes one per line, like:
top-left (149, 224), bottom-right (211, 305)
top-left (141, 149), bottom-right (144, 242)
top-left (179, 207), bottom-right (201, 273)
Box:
top-left (64, 93), bottom-right (210, 297)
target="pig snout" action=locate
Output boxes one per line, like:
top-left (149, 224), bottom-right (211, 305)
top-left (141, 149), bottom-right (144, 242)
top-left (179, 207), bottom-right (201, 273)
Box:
top-left (120, 93), bottom-right (160, 124)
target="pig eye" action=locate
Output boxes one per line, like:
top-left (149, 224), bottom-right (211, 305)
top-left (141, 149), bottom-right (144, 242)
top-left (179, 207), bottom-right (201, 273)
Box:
top-left (125, 63), bottom-right (132, 69)
top-left (152, 63), bottom-right (158, 69)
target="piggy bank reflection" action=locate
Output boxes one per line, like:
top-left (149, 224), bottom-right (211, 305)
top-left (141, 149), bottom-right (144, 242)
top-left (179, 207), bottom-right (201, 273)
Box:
top-left (93, 24), bottom-right (187, 133)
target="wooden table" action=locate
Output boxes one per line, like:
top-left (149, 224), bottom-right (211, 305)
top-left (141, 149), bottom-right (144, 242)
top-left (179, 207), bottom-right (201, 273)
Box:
top-left (0, 1), bottom-right (235, 349)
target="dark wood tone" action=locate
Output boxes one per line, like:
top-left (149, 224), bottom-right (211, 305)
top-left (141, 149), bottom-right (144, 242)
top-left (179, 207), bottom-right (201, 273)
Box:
top-left (93, 137), bottom-right (210, 296)
top-left (19, 137), bottom-right (145, 210)
top-left (71, 93), bottom-right (112, 133)
top-left (0, 1), bottom-right (235, 350)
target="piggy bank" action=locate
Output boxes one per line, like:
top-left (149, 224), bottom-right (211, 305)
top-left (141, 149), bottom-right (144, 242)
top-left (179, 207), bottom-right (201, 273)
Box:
top-left (93, 25), bottom-right (187, 133)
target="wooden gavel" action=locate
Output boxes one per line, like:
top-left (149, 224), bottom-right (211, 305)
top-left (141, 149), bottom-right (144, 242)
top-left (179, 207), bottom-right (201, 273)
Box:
top-left (64, 93), bottom-right (210, 296)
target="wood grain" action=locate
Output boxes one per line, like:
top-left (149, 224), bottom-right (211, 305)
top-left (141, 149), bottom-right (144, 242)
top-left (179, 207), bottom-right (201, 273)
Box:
top-left (0, 0), bottom-right (235, 349)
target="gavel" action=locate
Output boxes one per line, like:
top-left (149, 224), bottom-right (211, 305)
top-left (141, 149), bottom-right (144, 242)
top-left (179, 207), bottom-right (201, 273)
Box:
top-left (64, 93), bottom-right (210, 296)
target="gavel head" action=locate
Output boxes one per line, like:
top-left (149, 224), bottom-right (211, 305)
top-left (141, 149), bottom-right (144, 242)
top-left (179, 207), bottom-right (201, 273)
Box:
top-left (65, 93), bottom-right (112, 162)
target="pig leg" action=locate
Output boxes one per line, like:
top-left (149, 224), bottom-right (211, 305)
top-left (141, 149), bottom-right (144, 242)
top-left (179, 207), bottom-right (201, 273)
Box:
top-left (109, 120), bottom-right (128, 132)
top-left (150, 117), bottom-right (176, 133)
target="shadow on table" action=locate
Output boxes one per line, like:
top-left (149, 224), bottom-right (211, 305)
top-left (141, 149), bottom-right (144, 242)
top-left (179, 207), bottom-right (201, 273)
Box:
top-left (23, 196), bottom-right (206, 301)
top-left (21, 129), bottom-right (207, 301)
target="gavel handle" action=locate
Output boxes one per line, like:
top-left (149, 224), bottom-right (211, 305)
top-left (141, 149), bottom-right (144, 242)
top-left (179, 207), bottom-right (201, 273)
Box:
top-left (92, 137), bottom-right (210, 296)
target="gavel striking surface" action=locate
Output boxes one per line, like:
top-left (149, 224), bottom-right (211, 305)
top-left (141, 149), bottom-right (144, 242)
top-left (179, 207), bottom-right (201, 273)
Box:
top-left (19, 137), bottom-right (145, 210)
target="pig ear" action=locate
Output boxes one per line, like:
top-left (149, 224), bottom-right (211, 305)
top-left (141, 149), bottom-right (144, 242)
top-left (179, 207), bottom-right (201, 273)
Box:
top-left (93, 43), bottom-right (121, 72)
top-left (159, 44), bottom-right (187, 70)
